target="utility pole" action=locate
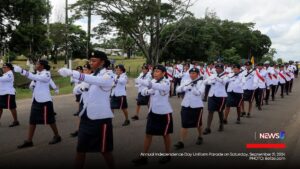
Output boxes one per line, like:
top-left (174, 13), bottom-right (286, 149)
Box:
top-left (86, 3), bottom-right (92, 58)
top-left (65, 0), bottom-right (68, 67)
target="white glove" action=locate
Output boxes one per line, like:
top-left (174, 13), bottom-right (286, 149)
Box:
top-left (58, 68), bottom-right (73, 77)
top-left (54, 89), bottom-right (59, 94)
top-left (13, 65), bottom-right (23, 73)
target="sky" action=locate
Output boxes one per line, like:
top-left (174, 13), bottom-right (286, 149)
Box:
top-left (49, 0), bottom-right (300, 61)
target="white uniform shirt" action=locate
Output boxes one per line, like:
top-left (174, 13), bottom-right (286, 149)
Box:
top-left (242, 69), bottom-right (257, 90)
top-left (135, 72), bottom-right (152, 93)
top-left (73, 81), bottom-right (90, 104)
top-left (111, 73), bottom-right (128, 96)
top-left (284, 68), bottom-right (291, 81)
top-left (254, 69), bottom-right (267, 89)
top-left (278, 70), bottom-right (287, 84)
top-left (176, 79), bottom-right (205, 108)
top-left (22, 69), bottom-right (52, 102)
top-left (141, 78), bottom-right (173, 115)
top-left (204, 67), bottom-right (216, 80)
top-left (206, 72), bottom-right (229, 97)
top-left (227, 72), bottom-right (245, 93)
top-left (166, 66), bottom-right (174, 81)
top-left (181, 70), bottom-right (191, 84)
top-left (265, 67), bottom-right (275, 87)
top-left (288, 65), bottom-right (296, 79)
top-left (0, 70), bottom-right (15, 95)
top-left (73, 68), bottom-right (114, 120)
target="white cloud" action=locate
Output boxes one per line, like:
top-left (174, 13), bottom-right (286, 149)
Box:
top-left (50, 0), bottom-right (300, 61)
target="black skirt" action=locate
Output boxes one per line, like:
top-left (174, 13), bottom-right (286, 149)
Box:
top-left (136, 93), bottom-right (150, 106)
top-left (77, 111), bottom-right (113, 153)
top-left (146, 111), bottom-right (173, 136)
top-left (30, 99), bottom-right (55, 125)
top-left (243, 90), bottom-right (255, 102)
top-left (208, 96), bottom-right (226, 112)
top-left (0, 94), bottom-right (16, 109)
top-left (180, 107), bottom-right (203, 128)
top-left (110, 95), bottom-right (128, 109)
top-left (226, 92), bottom-right (243, 107)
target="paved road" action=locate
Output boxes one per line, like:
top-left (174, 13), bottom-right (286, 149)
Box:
top-left (0, 78), bottom-right (300, 169)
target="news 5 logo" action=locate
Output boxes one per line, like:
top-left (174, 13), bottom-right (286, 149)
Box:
top-left (258, 131), bottom-right (285, 140)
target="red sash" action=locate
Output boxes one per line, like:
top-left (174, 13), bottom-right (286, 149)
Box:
top-left (206, 68), bottom-right (211, 76)
top-left (279, 72), bottom-right (286, 81)
top-left (272, 74), bottom-right (277, 79)
top-left (285, 72), bottom-right (291, 77)
top-left (256, 70), bottom-right (265, 82)
top-left (268, 73), bottom-right (273, 80)
top-left (200, 69), bottom-right (204, 75)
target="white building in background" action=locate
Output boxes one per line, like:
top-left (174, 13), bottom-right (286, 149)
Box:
top-left (94, 48), bottom-right (126, 57)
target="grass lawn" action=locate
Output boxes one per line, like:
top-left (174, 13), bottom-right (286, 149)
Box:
top-left (11, 57), bottom-right (146, 99)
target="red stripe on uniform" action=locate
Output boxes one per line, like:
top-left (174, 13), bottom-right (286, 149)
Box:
top-left (164, 114), bottom-right (171, 136)
top-left (120, 96), bottom-right (124, 110)
top-left (44, 106), bottom-right (47, 125)
top-left (7, 95), bottom-right (10, 109)
top-left (238, 95), bottom-right (244, 107)
top-left (101, 124), bottom-right (107, 152)
top-left (197, 109), bottom-right (203, 127)
top-left (219, 97), bottom-right (225, 112)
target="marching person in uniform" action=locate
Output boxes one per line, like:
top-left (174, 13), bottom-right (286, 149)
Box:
top-left (284, 63), bottom-right (292, 95)
top-left (172, 63), bottom-right (183, 96)
top-left (287, 61), bottom-right (296, 92)
top-left (241, 61), bottom-right (256, 117)
top-left (14, 60), bottom-right (62, 148)
top-left (58, 50), bottom-right (115, 169)
top-left (132, 65), bottom-right (173, 165)
top-left (174, 68), bottom-right (205, 150)
top-left (203, 62), bottom-right (216, 102)
top-left (72, 66), bottom-right (83, 116)
top-left (0, 63), bottom-right (20, 127)
top-left (264, 61), bottom-right (275, 104)
top-left (70, 64), bottom-right (92, 137)
top-left (132, 65), bottom-right (152, 120)
top-left (223, 64), bottom-right (245, 124)
top-left (203, 64), bottom-right (228, 135)
top-left (110, 64), bottom-right (130, 126)
top-left (254, 63), bottom-right (267, 111)
top-left (278, 64), bottom-right (287, 98)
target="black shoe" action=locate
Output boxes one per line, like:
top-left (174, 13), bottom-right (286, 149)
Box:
top-left (49, 136), bottom-right (62, 145)
top-left (241, 112), bottom-right (246, 117)
top-left (70, 131), bottom-right (78, 137)
top-left (9, 121), bottom-right (20, 127)
top-left (246, 113), bottom-right (251, 118)
top-left (17, 141), bottom-right (33, 149)
top-left (131, 116), bottom-right (139, 121)
top-left (54, 112), bottom-right (57, 116)
top-left (265, 100), bottom-right (269, 105)
top-left (218, 124), bottom-right (224, 131)
top-left (132, 156), bottom-right (148, 166)
top-left (174, 141), bottom-right (184, 149)
top-left (258, 106), bottom-right (262, 111)
top-left (223, 119), bottom-right (228, 124)
top-left (159, 156), bottom-right (171, 164)
top-left (236, 118), bottom-right (241, 124)
top-left (196, 137), bottom-right (203, 145)
top-left (122, 120), bottom-right (130, 126)
top-left (281, 94), bottom-right (284, 98)
top-left (73, 112), bottom-right (79, 116)
top-left (203, 128), bottom-right (211, 135)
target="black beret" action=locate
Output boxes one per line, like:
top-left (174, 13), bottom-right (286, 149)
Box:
top-left (153, 65), bottom-right (166, 72)
top-left (88, 50), bottom-right (108, 60)
top-left (244, 61), bottom-right (252, 66)
top-left (257, 63), bottom-right (264, 66)
top-left (215, 64), bottom-right (224, 69)
top-left (233, 64), bottom-right (241, 69)
top-left (38, 59), bottom-right (50, 71)
top-left (3, 63), bottom-right (14, 70)
top-left (189, 68), bottom-right (200, 74)
top-left (76, 66), bottom-right (83, 70)
top-left (83, 64), bottom-right (91, 70)
top-left (115, 64), bottom-right (126, 72)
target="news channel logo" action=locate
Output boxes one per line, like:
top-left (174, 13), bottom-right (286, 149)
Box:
top-left (256, 131), bottom-right (285, 140)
